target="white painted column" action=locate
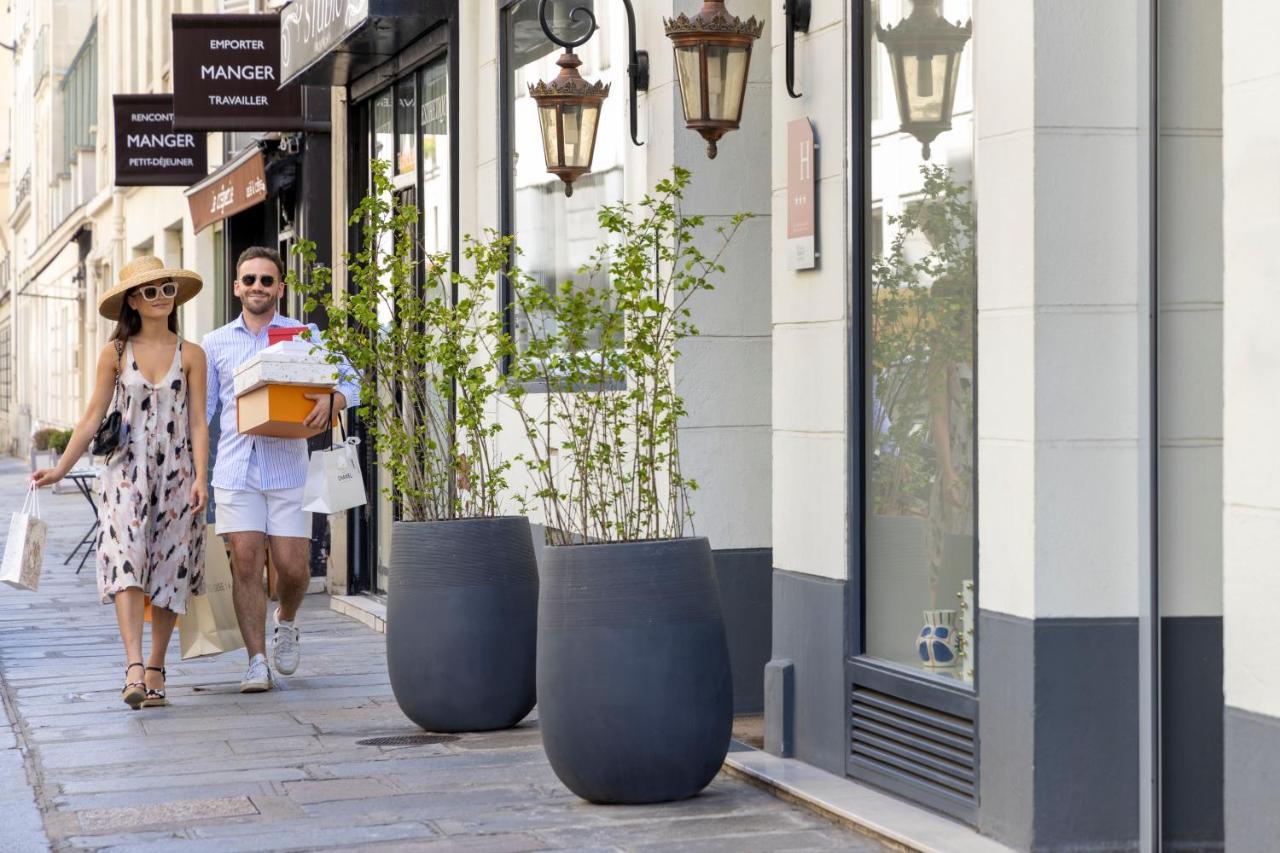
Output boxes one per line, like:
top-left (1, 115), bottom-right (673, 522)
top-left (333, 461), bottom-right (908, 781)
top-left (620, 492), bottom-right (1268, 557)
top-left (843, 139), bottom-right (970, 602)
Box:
top-left (1222, 2), bottom-right (1280, 848)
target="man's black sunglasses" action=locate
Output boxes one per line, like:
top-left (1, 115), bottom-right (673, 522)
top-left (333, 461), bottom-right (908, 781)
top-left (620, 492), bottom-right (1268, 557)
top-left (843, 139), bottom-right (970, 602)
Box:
top-left (240, 274), bottom-right (276, 287)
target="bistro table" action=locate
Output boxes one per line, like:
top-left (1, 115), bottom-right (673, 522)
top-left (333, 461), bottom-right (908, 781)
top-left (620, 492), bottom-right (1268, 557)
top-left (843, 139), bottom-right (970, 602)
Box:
top-left (63, 468), bottom-right (100, 574)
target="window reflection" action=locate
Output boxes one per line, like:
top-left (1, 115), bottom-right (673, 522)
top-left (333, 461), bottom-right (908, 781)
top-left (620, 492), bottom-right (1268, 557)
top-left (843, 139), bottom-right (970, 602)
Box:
top-left (865, 0), bottom-right (976, 683)
top-left (505, 0), bottom-right (624, 354)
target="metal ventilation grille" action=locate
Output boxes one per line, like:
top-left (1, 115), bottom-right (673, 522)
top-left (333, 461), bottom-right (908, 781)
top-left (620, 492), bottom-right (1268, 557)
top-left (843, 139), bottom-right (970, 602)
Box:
top-left (849, 685), bottom-right (977, 818)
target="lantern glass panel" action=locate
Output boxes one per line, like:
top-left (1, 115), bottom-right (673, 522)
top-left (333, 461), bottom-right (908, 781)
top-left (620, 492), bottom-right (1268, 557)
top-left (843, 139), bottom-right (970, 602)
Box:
top-left (537, 104), bottom-right (561, 167)
top-left (704, 43), bottom-right (750, 122)
top-left (674, 45), bottom-right (703, 122)
top-left (901, 51), bottom-right (948, 122)
top-left (561, 103), bottom-right (601, 168)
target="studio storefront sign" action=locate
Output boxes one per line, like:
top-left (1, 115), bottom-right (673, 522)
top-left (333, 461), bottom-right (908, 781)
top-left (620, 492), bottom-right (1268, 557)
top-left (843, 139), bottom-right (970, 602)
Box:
top-left (280, 0), bottom-right (371, 85)
top-left (172, 14), bottom-right (303, 130)
top-left (280, 0), bottom-right (450, 87)
top-left (113, 95), bottom-right (208, 187)
top-left (185, 148), bottom-right (268, 234)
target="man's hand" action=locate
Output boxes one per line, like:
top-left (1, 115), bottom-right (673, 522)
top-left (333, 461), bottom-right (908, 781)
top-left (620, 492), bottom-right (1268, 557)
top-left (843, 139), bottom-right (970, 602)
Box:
top-left (302, 392), bottom-right (345, 430)
top-left (189, 478), bottom-right (208, 514)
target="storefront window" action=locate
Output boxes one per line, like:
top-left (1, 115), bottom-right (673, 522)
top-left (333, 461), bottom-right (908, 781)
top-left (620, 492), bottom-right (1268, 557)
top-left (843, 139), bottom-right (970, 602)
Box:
top-left (419, 60), bottom-right (450, 257)
top-left (503, 0), bottom-right (625, 355)
top-left (864, 0), bottom-right (976, 683)
top-left (357, 56), bottom-right (451, 594)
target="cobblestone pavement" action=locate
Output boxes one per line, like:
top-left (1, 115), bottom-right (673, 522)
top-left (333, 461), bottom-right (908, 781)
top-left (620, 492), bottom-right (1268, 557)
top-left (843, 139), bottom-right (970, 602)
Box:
top-left (0, 458), bottom-right (885, 853)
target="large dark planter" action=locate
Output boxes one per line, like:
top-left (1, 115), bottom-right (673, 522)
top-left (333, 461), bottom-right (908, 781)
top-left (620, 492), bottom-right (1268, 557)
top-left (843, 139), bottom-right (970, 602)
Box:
top-left (386, 516), bottom-right (538, 732)
top-left (538, 536), bottom-right (733, 804)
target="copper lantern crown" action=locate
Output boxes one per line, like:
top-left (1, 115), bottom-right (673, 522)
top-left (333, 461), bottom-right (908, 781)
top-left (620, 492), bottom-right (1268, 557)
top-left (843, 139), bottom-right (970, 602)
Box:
top-left (876, 0), bottom-right (972, 160)
top-left (664, 1), bottom-right (764, 159)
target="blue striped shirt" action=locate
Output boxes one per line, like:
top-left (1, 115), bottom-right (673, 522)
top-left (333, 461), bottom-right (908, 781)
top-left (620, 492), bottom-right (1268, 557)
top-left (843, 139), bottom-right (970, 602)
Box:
top-left (203, 313), bottom-right (361, 492)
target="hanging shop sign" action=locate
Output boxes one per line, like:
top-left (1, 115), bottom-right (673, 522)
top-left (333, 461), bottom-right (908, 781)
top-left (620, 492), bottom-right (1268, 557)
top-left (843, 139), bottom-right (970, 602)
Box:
top-left (185, 148), bottom-right (268, 234)
top-left (171, 14), bottom-right (304, 130)
top-left (280, 0), bottom-right (450, 87)
top-left (786, 117), bottom-right (818, 271)
top-left (113, 95), bottom-right (208, 187)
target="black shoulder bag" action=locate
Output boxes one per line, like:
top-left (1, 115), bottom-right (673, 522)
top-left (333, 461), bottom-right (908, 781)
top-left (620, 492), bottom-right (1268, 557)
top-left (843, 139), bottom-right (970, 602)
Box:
top-left (90, 340), bottom-right (126, 457)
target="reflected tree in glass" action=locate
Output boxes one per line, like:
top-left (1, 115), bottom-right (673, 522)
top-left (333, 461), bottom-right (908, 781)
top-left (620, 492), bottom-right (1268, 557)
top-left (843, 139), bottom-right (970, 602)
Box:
top-left (870, 164), bottom-right (975, 607)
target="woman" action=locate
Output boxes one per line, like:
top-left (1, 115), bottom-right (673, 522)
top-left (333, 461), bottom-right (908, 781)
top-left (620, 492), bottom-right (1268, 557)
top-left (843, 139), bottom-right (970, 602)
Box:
top-left (33, 256), bottom-right (209, 710)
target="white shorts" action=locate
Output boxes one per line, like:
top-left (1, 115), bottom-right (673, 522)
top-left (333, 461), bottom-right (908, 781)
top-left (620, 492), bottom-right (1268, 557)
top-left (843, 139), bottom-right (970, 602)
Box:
top-left (214, 456), bottom-right (312, 539)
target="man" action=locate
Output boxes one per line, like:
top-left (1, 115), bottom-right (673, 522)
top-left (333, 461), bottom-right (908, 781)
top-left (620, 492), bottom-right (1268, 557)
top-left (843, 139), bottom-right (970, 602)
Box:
top-left (203, 247), bottom-right (360, 692)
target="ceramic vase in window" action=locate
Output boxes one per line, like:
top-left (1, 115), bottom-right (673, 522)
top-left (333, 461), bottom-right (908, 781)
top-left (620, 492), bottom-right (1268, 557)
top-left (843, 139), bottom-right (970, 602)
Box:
top-left (917, 609), bottom-right (958, 668)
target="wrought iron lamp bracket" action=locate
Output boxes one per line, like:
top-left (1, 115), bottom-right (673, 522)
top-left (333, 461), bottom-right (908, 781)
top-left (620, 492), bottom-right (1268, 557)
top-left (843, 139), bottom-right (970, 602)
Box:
top-left (538, 0), bottom-right (650, 146)
top-left (785, 0), bottom-right (811, 98)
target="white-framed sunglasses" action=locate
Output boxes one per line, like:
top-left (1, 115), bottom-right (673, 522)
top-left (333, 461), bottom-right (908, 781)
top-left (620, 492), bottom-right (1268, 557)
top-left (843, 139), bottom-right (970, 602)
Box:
top-left (135, 282), bottom-right (178, 302)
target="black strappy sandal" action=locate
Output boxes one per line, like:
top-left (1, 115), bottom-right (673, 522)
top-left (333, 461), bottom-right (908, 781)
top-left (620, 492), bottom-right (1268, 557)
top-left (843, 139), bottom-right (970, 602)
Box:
top-left (142, 666), bottom-right (168, 708)
top-left (122, 662), bottom-right (146, 710)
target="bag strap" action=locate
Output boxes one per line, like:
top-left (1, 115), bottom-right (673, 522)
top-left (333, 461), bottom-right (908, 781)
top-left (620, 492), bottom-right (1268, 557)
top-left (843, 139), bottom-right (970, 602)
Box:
top-left (108, 340), bottom-right (125, 406)
top-left (328, 391), bottom-right (349, 445)
top-left (22, 483), bottom-right (40, 517)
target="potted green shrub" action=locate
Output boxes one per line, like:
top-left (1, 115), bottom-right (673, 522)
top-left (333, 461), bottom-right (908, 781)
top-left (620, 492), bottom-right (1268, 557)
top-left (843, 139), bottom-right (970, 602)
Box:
top-left (506, 168), bottom-right (750, 803)
top-left (291, 159), bottom-right (536, 733)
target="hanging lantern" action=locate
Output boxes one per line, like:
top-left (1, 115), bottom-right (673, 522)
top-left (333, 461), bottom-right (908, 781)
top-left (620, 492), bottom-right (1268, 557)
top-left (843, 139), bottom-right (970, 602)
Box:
top-left (664, 1), bottom-right (764, 159)
top-left (529, 50), bottom-right (610, 197)
top-left (876, 0), bottom-right (971, 160)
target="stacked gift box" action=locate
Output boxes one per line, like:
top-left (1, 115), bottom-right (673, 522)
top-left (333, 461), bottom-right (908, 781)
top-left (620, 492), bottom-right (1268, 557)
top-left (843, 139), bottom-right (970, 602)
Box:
top-left (235, 327), bottom-right (339, 439)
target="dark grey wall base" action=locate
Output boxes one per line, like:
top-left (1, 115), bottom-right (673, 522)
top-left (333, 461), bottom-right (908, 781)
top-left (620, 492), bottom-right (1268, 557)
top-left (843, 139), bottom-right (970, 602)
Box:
top-left (978, 611), bottom-right (1139, 852)
top-left (1162, 616), bottom-right (1223, 850)
top-left (1225, 705), bottom-right (1280, 853)
top-left (713, 548), bottom-right (773, 714)
top-left (766, 569), bottom-right (847, 774)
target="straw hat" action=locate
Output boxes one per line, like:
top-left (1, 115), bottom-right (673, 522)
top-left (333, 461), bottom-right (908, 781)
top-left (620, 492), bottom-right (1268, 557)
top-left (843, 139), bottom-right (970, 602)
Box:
top-left (97, 256), bottom-right (203, 320)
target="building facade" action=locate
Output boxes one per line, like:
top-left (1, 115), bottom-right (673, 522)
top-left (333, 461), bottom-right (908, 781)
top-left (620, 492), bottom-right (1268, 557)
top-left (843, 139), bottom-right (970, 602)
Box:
top-left (284, 1), bottom-right (1268, 849)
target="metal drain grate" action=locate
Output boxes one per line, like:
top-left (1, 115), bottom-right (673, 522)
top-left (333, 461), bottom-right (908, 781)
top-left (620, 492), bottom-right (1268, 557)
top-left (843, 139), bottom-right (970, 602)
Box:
top-left (356, 734), bottom-right (460, 747)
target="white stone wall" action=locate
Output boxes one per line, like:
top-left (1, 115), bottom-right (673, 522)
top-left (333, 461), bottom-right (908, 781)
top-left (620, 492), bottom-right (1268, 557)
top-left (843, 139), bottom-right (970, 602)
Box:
top-left (1222, 0), bottom-right (1280, 719)
top-left (1159, 0), bottom-right (1222, 619)
top-left (977, 0), bottom-right (1149, 620)
top-left (769, 0), bottom-right (848, 580)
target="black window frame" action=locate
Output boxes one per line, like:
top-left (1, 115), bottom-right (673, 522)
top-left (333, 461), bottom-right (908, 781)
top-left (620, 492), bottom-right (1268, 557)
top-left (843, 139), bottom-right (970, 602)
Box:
top-left (845, 0), bottom-right (981, 824)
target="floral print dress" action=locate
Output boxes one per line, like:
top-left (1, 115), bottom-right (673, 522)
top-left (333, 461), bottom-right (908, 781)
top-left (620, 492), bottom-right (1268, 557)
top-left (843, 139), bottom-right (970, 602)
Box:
top-left (96, 339), bottom-right (204, 613)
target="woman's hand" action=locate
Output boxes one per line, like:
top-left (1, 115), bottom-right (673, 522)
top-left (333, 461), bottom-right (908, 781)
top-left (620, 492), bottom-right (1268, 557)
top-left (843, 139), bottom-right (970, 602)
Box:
top-left (31, 469), bottom-right (63, 488)
top-left (189, 478), bottom-right (208, 515)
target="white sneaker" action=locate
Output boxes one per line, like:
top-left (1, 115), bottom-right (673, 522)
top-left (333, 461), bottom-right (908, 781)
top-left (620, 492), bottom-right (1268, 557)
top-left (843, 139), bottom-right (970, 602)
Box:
top-left (272, 609), bottom-right (300, 676)
top-left (239, 654), bottom-right (273, 693)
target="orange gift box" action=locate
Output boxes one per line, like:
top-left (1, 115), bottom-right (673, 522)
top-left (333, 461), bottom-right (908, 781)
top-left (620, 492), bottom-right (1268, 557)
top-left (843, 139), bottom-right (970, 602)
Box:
top-left (236, 383), bottom-right (336, 439)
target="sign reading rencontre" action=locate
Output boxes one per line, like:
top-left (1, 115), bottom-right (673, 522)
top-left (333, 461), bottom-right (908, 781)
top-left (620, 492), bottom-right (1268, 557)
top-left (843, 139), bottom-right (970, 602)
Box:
top-left (171, 14), bottom-right (304, 130)
top-left (113, 95), bottom-right (208, 187)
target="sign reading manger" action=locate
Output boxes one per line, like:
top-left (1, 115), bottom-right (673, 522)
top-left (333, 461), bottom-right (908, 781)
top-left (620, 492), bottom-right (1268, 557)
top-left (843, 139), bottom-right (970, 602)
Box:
top-left (113, 95), bottom-right (208, 187)
top-left (172, 14), bottom-right (304, 131)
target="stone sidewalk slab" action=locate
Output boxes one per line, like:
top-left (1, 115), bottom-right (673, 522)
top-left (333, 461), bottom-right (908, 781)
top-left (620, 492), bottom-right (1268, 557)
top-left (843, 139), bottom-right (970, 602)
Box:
top-left (0, 457), bottom-right (887, 852)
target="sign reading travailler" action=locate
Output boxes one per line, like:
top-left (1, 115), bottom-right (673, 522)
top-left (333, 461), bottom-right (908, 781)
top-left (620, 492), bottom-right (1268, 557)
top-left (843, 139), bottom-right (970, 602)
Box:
top-left (787, 118), bottom-right (818, 271)
top-left (113, 95), bottom-right (208, 187)
top-left (172, 14), bottom-right (303, 130)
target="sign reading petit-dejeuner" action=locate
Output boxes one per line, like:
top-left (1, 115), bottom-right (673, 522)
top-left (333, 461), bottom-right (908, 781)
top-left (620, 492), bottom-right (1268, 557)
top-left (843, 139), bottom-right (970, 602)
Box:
top-left (172, 14), bottom-right (303, 130)
top-left (113, 95), bottom-right (208, 187)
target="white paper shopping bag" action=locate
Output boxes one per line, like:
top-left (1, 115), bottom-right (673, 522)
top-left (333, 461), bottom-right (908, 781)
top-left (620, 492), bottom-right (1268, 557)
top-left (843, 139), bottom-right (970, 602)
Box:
top-left (1, 485), bottom-right (49, 591)
top-left (301, 437), bottom-right (367, 514)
